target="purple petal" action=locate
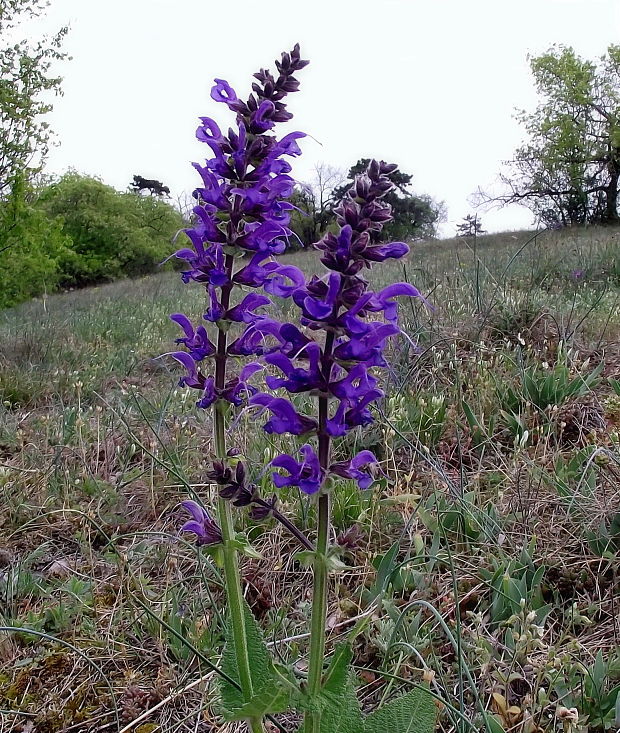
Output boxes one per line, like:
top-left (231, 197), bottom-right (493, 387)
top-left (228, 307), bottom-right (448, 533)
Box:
top-left (181, 499), bottom-right (207, 523)
top-left (210, 78), bottom-right (237, 105)
top-left (171, 313), bottom-right (194, 339)
top-left (181, 520), bottom-right (206, 537)
top-left (171, 351), bottom-right (198, 378)
top-left (350, 450), bottom-right (378, 469)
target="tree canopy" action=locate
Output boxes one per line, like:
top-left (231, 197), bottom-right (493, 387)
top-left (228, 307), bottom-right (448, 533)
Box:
top-left (456, 214), bottom-right (486, 237)
top-left (0, 0), bottom-right (68, 196)
top-left (35, 172), bottom-right (184, 287)
top-left (288, 163), bottom-right (346, 248)
top-left (498, 45), bottom-right (620, 227)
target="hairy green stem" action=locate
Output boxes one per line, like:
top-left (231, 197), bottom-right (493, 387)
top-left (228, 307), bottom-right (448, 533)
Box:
top-left (213, 255), bottom-right (263, 733)
top-left (305, 492), bottom-right (330, 705)
top-left (304, 333), bottom-right (335, 733)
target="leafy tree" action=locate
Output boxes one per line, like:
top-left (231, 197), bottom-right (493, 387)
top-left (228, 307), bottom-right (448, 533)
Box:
top-left (0, 0), bottom-right (68, 196)
top-left (456, 214), bottom-right (486, 237)
top-left (497, 45), bottom-right (620, 226)
top-left (0, 175), bottom-right (71, 308)
top-left (333, 159), bottom-right (444, 241)
top-left (35, 172), bottom-right (184, 287)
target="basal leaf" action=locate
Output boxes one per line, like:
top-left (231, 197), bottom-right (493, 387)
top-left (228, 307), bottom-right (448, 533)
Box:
top-left (364, 685), bottom-right (436, 733)
top-left (295, 644), bottom-right (363, 733)
top-left (225, 685), bottom-right (290, 721)
top-left (220, 601), bottom-right (285, 717)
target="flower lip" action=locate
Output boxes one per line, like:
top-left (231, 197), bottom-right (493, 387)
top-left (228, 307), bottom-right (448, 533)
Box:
top-left (180, 500), bottom-right (222, 545)
top-left (210, 78), bottom-right (238, 106)
top-left (249, 393), bottom-right (317, 435)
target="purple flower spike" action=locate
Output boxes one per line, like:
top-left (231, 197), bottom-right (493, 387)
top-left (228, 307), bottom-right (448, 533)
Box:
top-left (180, 500), bottom-right (222, 546)
top-left (250, 159), bottom-right (425, 500)
top-left (272, 444), bottom-right (324, 494)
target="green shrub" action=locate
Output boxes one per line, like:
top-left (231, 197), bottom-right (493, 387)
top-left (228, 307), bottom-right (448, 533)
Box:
top-left (0, 177), bottom-right (72, 309)
top-left (35, 172), bottom-right (184, 287)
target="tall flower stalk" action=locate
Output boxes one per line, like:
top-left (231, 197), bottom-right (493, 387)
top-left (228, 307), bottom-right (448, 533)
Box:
top-left (171, 47), bottom-right (437, 733)
top-left (249, 160), bottom-right (426, 731)
top-left (169, 45), bottom-right (308, 733)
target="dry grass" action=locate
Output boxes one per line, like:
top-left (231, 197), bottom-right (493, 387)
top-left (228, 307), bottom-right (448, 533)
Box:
top-left (0, 226), bottom-right (619, 732)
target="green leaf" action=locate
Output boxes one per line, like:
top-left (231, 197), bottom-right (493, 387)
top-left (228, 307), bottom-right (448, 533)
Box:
top-left (323, 644), bottom-right (354, 693)
top-left (367, 542), bottom-right (400, 602)
top-left (296, 644), bottom-right (364, 733)
top-left (295, 550), bottom-right (316, 567)
top-left (364, 685), bottom-right (436, 733)
top-left (225, 686), bottom-right (289, 720)
top-left (484, 713), bottom-right (507, 733)
top-left (229, 535), bottom-right (263, 559)
top-left (220, 601), bottom-right (287, 718)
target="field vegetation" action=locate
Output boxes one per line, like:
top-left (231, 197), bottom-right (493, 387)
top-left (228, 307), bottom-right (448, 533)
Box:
top-left (1, 226), bottom-right (619, 732)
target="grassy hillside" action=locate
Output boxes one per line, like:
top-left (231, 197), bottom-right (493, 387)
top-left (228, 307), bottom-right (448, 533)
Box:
top-left (0, 226), bottom-right (619, 731)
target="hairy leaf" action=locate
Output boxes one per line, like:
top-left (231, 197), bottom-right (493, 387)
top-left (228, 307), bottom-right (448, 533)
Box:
top-left (364, 685), bottom-right (436, 733)
top-left (296, 644), bottom-right (364, 733)
top-left (220, 601), bottom-right (286, 718)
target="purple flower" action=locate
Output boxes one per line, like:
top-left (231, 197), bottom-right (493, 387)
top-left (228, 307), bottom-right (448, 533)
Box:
top-left (293, 272), bottom-right (341, 324)
top-left (226, 318), bottom-right (284, 357)
top-left (250, 393), bottom-right (317, 435)
top-left (366, 283), bottom-right (428, 322)
top-left (225, 294), bottom-right (271, 323)
top-left (170, 351), bottom-right (205, 390)
top-left (234, 253), bottom-right (305, 297)
top-left (171, 314), bottom-right (215, 361)
top-left (325, 389), bottom-right (383, 436)
top-left (330, 363), bottom-right (377, 400)
top-left (272, 444), bottom-right (323, 494)
top-left (265, 342), bottom-right (327, 394)
top-left (332, 323), bottom-right (399, 367)
top-left (330, 450), bottom-right (378, 489)
top-left (210, 78), bottom-right (239, 108)
top-left (197, 363), bottom-right (262, 409)
top-left (180, 500), bottom-right (222, 545)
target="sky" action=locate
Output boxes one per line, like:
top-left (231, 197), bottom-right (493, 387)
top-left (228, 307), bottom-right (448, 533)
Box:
top-left (27, 0), bottom-right (620, 236)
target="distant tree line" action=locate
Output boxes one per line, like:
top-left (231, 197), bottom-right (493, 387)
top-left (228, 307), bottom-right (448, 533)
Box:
top-left (0, 172), bottom-right (184, 309)
top-left (0, 1), bottom-right (183, 309)
top-left (6, 2), bottom-right (620, 312)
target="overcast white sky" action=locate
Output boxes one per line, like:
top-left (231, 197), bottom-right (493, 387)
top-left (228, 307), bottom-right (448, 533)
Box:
top-left (29, 0), bottom-right (620, 235)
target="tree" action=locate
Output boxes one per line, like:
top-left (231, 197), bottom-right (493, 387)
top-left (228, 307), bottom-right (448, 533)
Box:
top-left (456, 214), bottom-right (486, 237)
top-left (332, 159), bottom-right (444, 241)
top-left (35, 172), bottom-right (184, 286)
top-left (0, 0), bottom-right (68, 197)
top-left (130, 174), bottom-right (171, 196)
top-left (0, 173), bottom-right (70, 308)
top-left (496, 45), bottom-right (620, 227)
